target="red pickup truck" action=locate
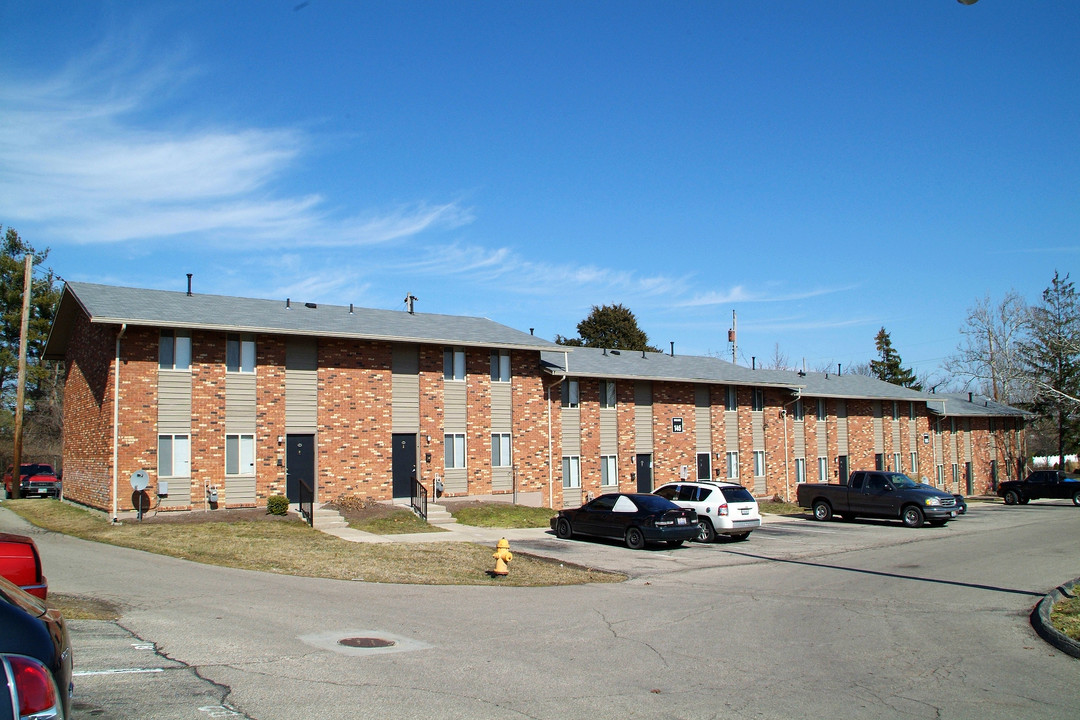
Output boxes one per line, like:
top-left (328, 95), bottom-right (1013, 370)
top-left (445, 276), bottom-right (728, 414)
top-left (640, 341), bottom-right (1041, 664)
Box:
top-left (3, 463), bottom-right (62, 499)
top-left (0, 532), bottom-right (48, 600)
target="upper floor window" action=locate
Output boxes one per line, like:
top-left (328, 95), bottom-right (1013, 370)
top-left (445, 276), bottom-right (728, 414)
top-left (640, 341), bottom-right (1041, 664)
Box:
top-left (792, 399), bottom-right (804, 421)
top-left (752, 388), bottom-right (765, 412)
top-left (490, 350), bottom-right (511, 382)
top-left (561, 379), bottom-right (580, 408)
top-left (892, 402), bottom-right (900, 421)
top-left (725, 386), bottom-right (738, 411)
top-left (444, 348), bottom-right (465, 381)
top-left (599, 380), bottom-right (616, 409)
top-left (816, 398), bottom-right (827, 421)
top-left (226, 334), bottom-right (255, 373)
top-left (159, 330), bottom-right (191, 370)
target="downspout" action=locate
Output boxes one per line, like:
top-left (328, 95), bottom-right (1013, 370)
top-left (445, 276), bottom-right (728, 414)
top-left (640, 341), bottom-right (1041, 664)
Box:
top-left (112, 323), bottom-right (127, 523)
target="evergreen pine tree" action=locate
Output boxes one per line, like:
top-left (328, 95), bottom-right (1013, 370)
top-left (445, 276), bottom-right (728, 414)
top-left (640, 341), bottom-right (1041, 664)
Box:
top-left (869, 327), bottom-right (922, 390)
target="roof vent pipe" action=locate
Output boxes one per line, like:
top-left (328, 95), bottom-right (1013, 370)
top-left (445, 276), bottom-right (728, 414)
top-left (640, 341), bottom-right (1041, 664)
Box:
top-left (349, 303), bottom-right (354, 314)
top-left (969, 392), bottom-right (974, 402)
top-left (670, 341), bottom-right (674, 357)
top-left (530, 328), bottom-right (534, 335)
top-left (838, 363), bottom-right (842, 375)
top-left (186, 273), bottom-right (193, 297)
top-left (642, 350), bottom-right (646, 359)
top-left (405, 293), bottom-right (418, 314)
top-left (752, 356), bottom-right (756, 370)
top-left (286, 298), bottom-right (291, 310)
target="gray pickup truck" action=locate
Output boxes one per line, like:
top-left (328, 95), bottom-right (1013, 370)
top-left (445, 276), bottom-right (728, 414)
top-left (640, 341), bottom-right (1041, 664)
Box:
top-left (796, 471), bottom-right (961, 528)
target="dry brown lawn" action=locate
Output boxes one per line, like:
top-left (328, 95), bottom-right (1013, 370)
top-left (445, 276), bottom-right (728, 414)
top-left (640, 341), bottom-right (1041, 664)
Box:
top-left (3, 499), bottom-right (624, 587)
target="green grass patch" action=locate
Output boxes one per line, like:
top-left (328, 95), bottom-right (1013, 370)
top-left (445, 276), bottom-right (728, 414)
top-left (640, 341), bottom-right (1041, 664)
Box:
top-left (1051, 592), bottom-right (1080, 641)
top-left (3, 499), bottom-right (621, 587)
top-left (448, 501), bottom-right (555, 528)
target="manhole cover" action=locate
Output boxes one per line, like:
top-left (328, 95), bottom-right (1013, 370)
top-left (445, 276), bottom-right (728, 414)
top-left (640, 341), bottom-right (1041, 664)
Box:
top-left (339, 637), bottom-right (397, 649)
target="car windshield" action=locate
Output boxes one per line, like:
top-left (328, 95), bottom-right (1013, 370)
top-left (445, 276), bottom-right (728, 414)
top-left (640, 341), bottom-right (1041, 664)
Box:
top-left (885, 473), bottom-right (920, 489)
top-left (720, 486), bottom-right (755, 503)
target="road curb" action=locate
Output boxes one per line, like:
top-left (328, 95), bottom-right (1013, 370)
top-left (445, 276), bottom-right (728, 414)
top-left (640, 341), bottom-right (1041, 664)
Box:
top-left (1031, 577), bottom-right (1080, 658)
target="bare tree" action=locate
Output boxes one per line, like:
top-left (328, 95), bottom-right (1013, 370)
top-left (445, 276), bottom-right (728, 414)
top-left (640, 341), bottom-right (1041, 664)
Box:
top-left (944, 291), bottom-right (1031, 405)
top-left (764, 343), bottom-right (791, 370)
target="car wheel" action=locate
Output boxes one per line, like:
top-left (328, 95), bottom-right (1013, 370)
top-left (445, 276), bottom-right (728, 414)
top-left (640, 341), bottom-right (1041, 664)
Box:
top-left (812, 500), bottom-right (832, 521)
top-left (902, 505), bottom-right (925, 528)
top-left (625, 527), bottom-right (646, 550)
top-left (666, 539), bottom-right (685, 548)
top-left (731, 532), bottom-right (750, 542)
top-left (1073, 490), bottom-right (1080, 506)
top-left (695, 519), bottom-right (716, 543)
top-left (1003, 490), bottom-right (1019, 505)
top-left (555, 517), bottom-right (573, 539)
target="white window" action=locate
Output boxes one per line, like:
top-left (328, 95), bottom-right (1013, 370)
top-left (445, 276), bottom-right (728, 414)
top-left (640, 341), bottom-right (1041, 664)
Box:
top-left (910, 452), bottom-right (918, 474)
top-left (491, 433), bottom-right (512, 467)
top-left (753, 450), bottom-right (765, 477)
top-left (936, 464), bottom-right (945, 486)
top-left (561, 379), bottom-right (580, 408)
top-left (816, 398), bottom-right (827, 421)
top-left (226, 434), bottom-right (255, 475)
top-left (226, 334), bottom-right (255, 373)
top-left (892, 402), bottom-right (900, 421)
top-left (726, 451), bottom-right (739, 479)
top-left (599, 380), bottom-right (616, 409)
top-left (952, 463), bottom-right (960, 485)
top-left (910, 402), bottom-right (917, 420)
top-left (600, 455), bottom-right (617, 486)
top-left (752, 388), bottom-right (765, 412)
top-left (792, 399), bottom-right (804, 421)
top-left (725, 386), bottom-right (738, 411)
top-left (893, 453), bottom-right (902, 473)
top-left (443, 348), bottom-right (465, 381)
top-left (159, 330), bottom-right (191, 370)
top-left (445, 433), bottom-right (466, 469)
top-left (490, 350), bottom-right (511, 382)
top-left (562, 456), bottom-right (581, 488)
top-left (795, 458), bottom-right (806, 484)
top-left (818, 457), bottom-right (828, 483)
top-left (158, 434), bottom-right (191, 477)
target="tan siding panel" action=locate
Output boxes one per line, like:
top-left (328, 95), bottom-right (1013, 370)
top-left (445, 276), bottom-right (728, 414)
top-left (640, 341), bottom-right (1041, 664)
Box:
top-left (599, 408), bottom-right (618, 454)
top-left (491, 383), bottom-right (512, 431)
top-left (635, 382), bottom-right (653, 453)
top-left (225, 374), bottom-right (257, 434)
top-left (225, 475), bottom-right (257, 504)
top-left (444, 382), bottom-right (467, 431)
top-left (562, 407), bottom-right (581, 455)
top-left (157, 371), bottom-right (191, 434)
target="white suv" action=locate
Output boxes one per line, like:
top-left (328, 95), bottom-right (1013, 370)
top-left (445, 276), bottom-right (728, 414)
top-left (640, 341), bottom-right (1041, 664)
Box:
top-left (654, 481), bottom-right (762, 543)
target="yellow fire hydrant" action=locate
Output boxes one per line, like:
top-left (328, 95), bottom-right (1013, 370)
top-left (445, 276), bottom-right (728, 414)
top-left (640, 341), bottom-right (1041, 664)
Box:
top-left (492, 538), bottom-right (513, 577)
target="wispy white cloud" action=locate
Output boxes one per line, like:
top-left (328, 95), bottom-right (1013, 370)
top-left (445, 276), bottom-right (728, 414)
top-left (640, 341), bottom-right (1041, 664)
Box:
top-left (677, 283), bottom-right (859, 307)
top-left (0, 40), bottom-right (468, 248)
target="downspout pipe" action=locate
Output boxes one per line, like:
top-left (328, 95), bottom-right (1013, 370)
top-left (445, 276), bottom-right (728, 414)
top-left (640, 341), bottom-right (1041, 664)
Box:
top-left (112, 323), bottom-right (127, 523)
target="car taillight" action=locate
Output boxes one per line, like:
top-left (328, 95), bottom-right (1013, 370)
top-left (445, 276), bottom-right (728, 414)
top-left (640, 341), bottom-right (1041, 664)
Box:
top-left (7, 655), bottom-right (60, 719)
top-left (718, 503), bottom-right (729, 516)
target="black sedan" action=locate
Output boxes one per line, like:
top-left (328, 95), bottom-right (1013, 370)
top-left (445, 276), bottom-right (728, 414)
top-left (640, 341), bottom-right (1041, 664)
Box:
top-left (0, 575), bottom-right (72, 720)
top-left (551, 493), bottom-right (699, 549)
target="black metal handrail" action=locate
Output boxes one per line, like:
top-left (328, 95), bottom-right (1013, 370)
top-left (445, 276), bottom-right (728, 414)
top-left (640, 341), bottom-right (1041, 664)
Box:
top-left (299, 477), bottom-right (314, 528)
top-left (411, 477), bottom-right (427, 521)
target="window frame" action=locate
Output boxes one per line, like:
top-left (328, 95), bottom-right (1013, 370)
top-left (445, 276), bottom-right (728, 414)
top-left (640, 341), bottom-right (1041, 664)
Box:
top-left (491, 433), bottom-right (512, 467)
top-left (226, 334), bottom-right (256, 374)
top-left (795, 457), bottom-right (806, 484)
top-left (158, 434), bottom-right (191, 478)
top-left (600, 455), bottom-right (618, 486)
top-left (445, 433), bottom-right (467, 469)
top-left (159, 329), bottom-right (192, 371)
top-left (225, 433), bottom-right (256, 476)
top-left (726, 451), bottom-right (739, 479)
top-left (725, 386), bottom-right (738, 411)
top-left (490, 350), bottom-right (511, 382)
top-left (752, 388), bottom-right (765, 412)
top-left (562, 455), bottom-right (581, 489)
top-left (599, 380), bottom-right (617, 409)
top-left (753, 450), bottom-right (765, 477)
top-left (443, 348), bottom-right (466, 381)
top-left (561, 379), bottom-right (580, 408)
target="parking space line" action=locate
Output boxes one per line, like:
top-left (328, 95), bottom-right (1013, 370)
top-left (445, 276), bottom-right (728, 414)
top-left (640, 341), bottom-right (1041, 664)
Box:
top-left (73, 668), bottom-right (166, 677)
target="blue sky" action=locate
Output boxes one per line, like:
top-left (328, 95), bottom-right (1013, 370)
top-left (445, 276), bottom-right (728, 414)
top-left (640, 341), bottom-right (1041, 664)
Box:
top-left (2, 1), bottom-right (1077, 381)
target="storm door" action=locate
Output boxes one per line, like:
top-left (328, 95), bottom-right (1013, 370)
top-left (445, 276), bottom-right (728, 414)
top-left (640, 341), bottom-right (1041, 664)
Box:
top-left (392, 433), bottom-right (417, 499)
top-left (286, 434), bottom-right (315, 503)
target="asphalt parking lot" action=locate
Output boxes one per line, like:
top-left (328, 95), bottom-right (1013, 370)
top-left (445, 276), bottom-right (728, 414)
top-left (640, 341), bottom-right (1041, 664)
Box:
top-left (8, 500), bottom-right (1080, 720)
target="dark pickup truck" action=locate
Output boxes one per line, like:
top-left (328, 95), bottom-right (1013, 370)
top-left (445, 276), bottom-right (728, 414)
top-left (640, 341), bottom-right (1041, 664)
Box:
top-left (998, 470), bottom-right (1080, 506)
top-left (797, 471), bottom-right (961, 528)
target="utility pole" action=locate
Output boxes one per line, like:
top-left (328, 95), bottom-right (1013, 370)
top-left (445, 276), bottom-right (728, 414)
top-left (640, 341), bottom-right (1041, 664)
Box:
top-left (11, 254), bottom-right (32, 500)
top-left (729, 310), bottom-right (738, 365)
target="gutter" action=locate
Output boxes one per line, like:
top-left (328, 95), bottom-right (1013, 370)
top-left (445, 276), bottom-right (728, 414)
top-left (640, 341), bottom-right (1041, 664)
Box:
top-left (112, 323), bottom-right (127, 522)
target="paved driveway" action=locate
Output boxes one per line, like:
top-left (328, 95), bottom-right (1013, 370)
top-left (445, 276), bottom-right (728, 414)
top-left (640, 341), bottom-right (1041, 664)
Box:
top-left (3, 501), bottom-right (1078, 719)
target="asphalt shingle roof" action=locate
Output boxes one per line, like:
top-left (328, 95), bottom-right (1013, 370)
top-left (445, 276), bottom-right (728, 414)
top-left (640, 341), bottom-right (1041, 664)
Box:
top-left (541, 347), bottom-right (1026, 418)
top-left (44, 282), bottom-right (559, 358)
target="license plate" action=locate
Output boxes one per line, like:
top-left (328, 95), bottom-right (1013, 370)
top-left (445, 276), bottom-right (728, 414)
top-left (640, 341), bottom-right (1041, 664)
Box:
top-left (35, 489), bottom-right (47, 495)
top-left (950, 511), bottom-right (957, 517)
top-left (740, 508), bottom-right (749, 515)
top-left (677, 517), bottom-right (687, 525)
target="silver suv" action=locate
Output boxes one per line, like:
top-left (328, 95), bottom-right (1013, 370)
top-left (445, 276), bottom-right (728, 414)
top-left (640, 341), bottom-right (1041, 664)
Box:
top-left (654, 481), bottom-right (761, 543)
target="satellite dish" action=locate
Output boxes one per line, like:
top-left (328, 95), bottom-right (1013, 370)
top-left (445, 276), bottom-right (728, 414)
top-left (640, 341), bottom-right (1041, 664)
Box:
top-left (130, 470), bottom-right (150, 491)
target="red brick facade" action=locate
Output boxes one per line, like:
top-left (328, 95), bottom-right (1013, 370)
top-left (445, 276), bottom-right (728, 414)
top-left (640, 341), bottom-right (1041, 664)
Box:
top-left (57, 308), bottom-right (1025, 515)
